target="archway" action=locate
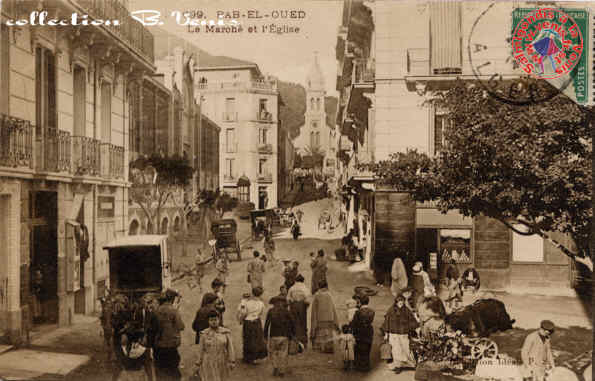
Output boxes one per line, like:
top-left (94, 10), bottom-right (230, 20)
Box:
top-left (173, 215), bottom-right (181, 234)
top-left (129, 220), bottom-right (140, 235)
top-left (161, 217), bottom-right (169, 235)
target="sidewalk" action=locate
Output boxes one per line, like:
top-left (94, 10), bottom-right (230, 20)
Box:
top-left (0, 315), bottom-right (98, 380)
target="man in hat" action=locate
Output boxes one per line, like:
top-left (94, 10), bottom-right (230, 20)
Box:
top-left (521, 320), bottom-right (556, 381)
top-left (410, 262), bottom-right (434, 309)
top-left (152, 288), bottom-right (185, 380)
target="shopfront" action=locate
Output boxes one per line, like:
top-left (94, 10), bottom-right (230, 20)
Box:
top-left (415, 204), bottom-right (474, 287)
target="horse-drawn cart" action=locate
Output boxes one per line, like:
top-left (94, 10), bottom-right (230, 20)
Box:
top-left (211, 219), bottom-right (241, 261)
top-left (411, 298), bottom-right (514, 375)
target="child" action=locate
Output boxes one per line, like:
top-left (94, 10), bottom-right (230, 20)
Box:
top-left (346, 294), bottom-right (360, 323)
top-left (215, 254), bottom-right (229, 284)
top-left (337, 324), bottom-right (355, 371)
top-left (237, 292), bottom-right (251, 323)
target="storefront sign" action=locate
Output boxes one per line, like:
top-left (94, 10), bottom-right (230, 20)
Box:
top-left (98, 196), bottom-right (115, 218)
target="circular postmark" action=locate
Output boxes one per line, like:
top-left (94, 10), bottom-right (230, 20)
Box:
top-left (468, 3), bottom-right (576, 105)
top-left (512, 8), bottom-right (583, 80)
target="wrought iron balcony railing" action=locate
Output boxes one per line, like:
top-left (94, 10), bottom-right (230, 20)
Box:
top-left (257, 143), bottom-right (273, 154)
top-left (75, 0), bottom-right (155, 63)
top-left (353, 58), bottom-right (375, 83)
top-left (256, 111), bottom-right (274, 122)
top-left (0, 114), bottom-right (33, 169)
top-left (223, 112), bottom-right (238, 122)
top-left (257, 172), bottom-right (273, 182)
top-left (197, 81), bottom-right (277, 92)
top-left (42, 128), bottom-right (71, 173)
top-left (100, 143), bottom-right (125, 180)
top-left (72, 136), bottom-right (101, 176)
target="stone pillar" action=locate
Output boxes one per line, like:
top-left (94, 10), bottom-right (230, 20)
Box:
top-left (57, 183), bottom-right (74, 327)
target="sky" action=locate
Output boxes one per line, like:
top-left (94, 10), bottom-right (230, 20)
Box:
top-left (133, 0), bottom-right (343, 97)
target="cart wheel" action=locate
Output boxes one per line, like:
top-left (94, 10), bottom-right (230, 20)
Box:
top-left (470, 338), bottom-right (498, 360)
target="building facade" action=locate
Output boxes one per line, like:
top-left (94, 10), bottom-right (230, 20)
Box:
top-left (127, 46), bottom-right (205, 237)
top-left (197, 60), bottom-right (280, 209)
top-left (0, 0), bottom-right (155, 343)
top-left (336, 0), bottom-right (590, 293)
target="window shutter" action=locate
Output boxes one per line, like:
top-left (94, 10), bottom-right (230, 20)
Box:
top-left (430, 1), bottom-right (462, 75)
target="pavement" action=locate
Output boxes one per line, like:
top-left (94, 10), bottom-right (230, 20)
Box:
top-left (0, 198), bottom-right (591, 381)
top-left (275, 198), bottom-right (345, 241)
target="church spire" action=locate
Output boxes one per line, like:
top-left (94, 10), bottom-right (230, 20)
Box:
top-left (306, 51), bottom-right (325, 92)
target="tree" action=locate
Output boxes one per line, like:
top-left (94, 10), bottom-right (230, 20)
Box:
top-left (364, 79), bottom-right (593, 271)
top-left (129, 154), bottom-right (193, 234)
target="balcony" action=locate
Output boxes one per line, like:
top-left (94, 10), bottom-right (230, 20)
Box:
top-left (75, 0), bottom-right (155, 64)
top-left (257, 173), bottom-right (273, 183)
top-left (256, 110), bottom-right (274, 123)
top-left (257, 143), bottom-right (273, 154)
top-left (40, 128), bottom-right (71, 173)
top-left (100, 143), bottom-right (125, 180)
top-left (353, 58), bottom-right (375, 84)
top-left (223, 112), bottom-right (238, 122)
top-left (72, 136), bottom-right (101, 176)
top-left (197, 80), bottom-right (277, 92)
top-left (0, 114), bottom-right (33, 169)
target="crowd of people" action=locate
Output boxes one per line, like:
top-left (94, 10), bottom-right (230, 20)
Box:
top-left (103, 230), bottom-right (560, 381)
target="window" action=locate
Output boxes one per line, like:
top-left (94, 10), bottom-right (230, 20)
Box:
top-left (225, 158), bottom-right (235, 178)
top-left (225, 98), bottom-right (236, 121)
top-left (310, 98), bottom-right (315, 109)
top-left (73, 66), bottom-right (86, 136)
top-left (433, 113), bottom-right (448, 155)
top-left (512, 224), bottom-right (544, 263)
top-left (259, 128), bottom-right (268, 144)
top-left (316, 98), bottom-right (321, 110)
top-left (311, 121), bottom-right (318, 129)
top-left (36, 47), bottom-right (57, 136)
top-left (101, 82), bottom-right (112, 143)
top-left (0, 24), bottom-right (9, 114)
top-left (226, 128), bottom-right (236, 152)
top-left (259, 99), bottom-right (268, 113)
top-left (238, 184), bottom-right (250, 201)
top-left (429, 1), bottom-right (462, 74)
top-left (259, 158), bottom-right (267, 175)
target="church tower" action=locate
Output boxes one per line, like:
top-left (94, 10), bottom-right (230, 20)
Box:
top-left (304, 51), bottom-right (327, 155)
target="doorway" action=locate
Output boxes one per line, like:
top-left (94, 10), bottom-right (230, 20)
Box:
top-left (258, 187), bottom-right (268, 210)
top-left (30, 191), bottom-right (58, 325)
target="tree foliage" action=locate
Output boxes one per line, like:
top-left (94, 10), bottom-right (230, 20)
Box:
top-left (364, 80), bottom-right (593, 270)
top-left (129, 154), bottom-right (194, 234)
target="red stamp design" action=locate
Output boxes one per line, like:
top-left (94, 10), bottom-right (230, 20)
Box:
top-left (512, 8), bottom-right (583, 80)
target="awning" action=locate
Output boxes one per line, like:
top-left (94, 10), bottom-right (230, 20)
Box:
top-left (237, 176), bottom-right (251, 187)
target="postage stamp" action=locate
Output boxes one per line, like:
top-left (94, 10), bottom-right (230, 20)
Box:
top-left (511, 7), bottom-right (584, 80)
